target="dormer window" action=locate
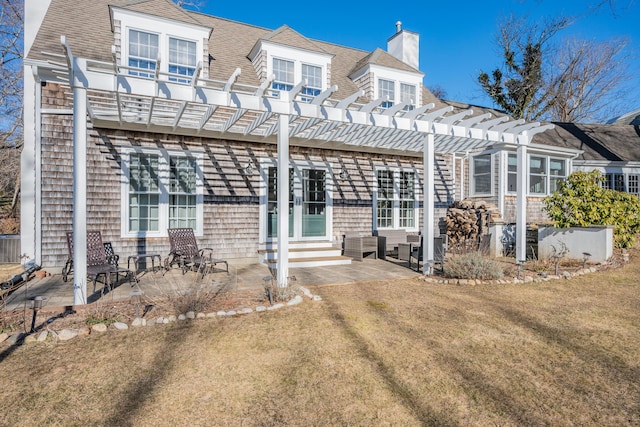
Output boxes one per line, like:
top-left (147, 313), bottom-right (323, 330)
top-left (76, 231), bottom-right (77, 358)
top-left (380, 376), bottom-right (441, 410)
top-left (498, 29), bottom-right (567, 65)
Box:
top-left (271, 58), bottom-right (324, 102)
top-left (112, 7), bottom-right (212, 83)
top-left (128, 30), bottom-right (158, 78)
top-left (248, 30), bottom-right (333, 103)
top-left (272, 58), bottom-right (294, 92)
top-left (168, 37), bottom-right (197, 83)
top-left (400, 83), bottom-right (416, 110)
top-left (379, 79), bottom-right (395, 109)
top-left (301, 64), bottom-right (321, 102)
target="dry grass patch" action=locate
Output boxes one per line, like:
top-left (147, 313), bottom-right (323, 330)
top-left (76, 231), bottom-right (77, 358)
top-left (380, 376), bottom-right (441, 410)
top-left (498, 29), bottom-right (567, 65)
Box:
top-left (1, 259), bottom-right (640, 426)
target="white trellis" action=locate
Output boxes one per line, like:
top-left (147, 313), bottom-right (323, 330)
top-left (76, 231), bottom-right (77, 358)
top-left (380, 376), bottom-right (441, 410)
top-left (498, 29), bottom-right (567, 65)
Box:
top-left (53, 36), bottom-right (552, 304)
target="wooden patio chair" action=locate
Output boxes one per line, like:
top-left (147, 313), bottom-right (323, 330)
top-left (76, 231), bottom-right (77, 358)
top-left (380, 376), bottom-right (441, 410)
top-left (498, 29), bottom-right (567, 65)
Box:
top-left (165, 228), bottom-right (228, 277)
top-left (63, 231), bottom-right (134, 294)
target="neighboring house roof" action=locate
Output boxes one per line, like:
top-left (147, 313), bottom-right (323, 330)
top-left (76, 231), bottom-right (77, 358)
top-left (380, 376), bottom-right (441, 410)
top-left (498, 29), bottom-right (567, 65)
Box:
top-left (606, 108), bottom-right (640, 126)
top-left (534, 123), bottom-right (640, 162)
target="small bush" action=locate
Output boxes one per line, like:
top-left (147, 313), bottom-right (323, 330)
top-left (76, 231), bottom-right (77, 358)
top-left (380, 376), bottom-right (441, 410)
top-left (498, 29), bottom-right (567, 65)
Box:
top-left (543, 170), bottom-right (640, 248)
top-left (443, 253), bottom-right (504, 280)
top-left (85, 302), bottom-right (121, 325)
top-left (169, 282), bottom-right (226, 314)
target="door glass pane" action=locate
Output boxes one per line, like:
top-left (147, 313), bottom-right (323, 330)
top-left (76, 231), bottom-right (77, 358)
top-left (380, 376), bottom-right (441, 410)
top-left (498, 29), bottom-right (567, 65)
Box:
top-left (267, 167), bottom-right (294, 238)
top-left (302, 169), bottom-right (326, 237)
top-left (377, 170), bottom-right (394, 228)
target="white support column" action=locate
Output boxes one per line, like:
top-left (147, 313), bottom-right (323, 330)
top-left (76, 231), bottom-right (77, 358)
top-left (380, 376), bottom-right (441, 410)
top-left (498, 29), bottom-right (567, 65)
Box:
top-left (72, 85), bottom-right (88, 305)
top-left (276, 113), bottom-right (290, 288)
top-left (423, 133), bottom-right (435, 274)
top-left (21, 68), bottom-right (37, 265)
top-left (515, 136), bottom-right (529, 263)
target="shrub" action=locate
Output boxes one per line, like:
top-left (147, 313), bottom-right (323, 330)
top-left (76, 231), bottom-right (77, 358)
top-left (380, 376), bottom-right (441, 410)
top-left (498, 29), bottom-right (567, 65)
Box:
top-left (443, 252), bottom-right (504, 280)
top-left (543, 171), bottom-right (640, 248)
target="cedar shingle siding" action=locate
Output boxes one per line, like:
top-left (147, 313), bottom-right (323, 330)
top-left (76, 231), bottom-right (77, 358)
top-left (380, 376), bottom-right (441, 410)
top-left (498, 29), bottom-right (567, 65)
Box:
top-left (39, 79), bottom-right (454, 266)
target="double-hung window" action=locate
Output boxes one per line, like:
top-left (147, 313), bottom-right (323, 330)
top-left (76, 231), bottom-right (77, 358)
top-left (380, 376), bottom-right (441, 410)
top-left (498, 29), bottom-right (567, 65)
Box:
top-left (472, 154), bottom-right (492, 195)
top-left (529, 156), bottom-right (547, 195)
top-left (507, 153), bottom-right (567, 195)
top-left (168, 37), bottom-right (197, 83)
top-left (507, 153), bottom-right (518, 193)
top-left (301, 64), bottom-right (322, 102)
top-left (124, 150), bottom-right (202, 237)
top-left (549, 158), bottom-right (567, 193)
top-left (128, 153), bottom-right (160, 232)
top-left (400, 83), bottom-right (416, 110)
top-left (272, 58), bottom-right (294, 94)
top-left (376, 170), bottom-right (394, 228)
top-left (379, 79), bottom-right (395, 109)
top-left (169, 156), bottom-right (197, 229)
top-left (399, 171), bottom-right (416, 228)
top-left (604, 173), bottom-right (626, 192)
top-left (628, 175), bottom-right (640, 196)
top-left (375, 169), bottom-right (418, 230)
top-left (128, 29), bottom-right (158, 78)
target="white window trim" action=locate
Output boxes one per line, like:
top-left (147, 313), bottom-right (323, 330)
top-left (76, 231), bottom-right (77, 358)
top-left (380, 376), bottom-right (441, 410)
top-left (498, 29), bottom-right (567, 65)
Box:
top-left (373, 167), bottom-right (420, 232)
top-left (120, 147), bottom-right (204, 238)
top-left (471, 153), bottom-right (493, 196)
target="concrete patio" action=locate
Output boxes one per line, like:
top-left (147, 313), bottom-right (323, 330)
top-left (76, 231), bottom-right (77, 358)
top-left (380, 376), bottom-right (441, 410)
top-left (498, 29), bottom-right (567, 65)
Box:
top-left (3, 258), bottom-right (421, 312)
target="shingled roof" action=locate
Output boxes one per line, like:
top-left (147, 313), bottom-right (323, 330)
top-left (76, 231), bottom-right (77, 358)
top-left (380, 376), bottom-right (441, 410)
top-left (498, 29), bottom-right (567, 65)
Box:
top-left (607, 108), bottom-right (640, 126)
top-left (256, 25), bottom-right (331, 55)
top-left (350, 48), bottom-right (422, 75)
top-left (533, 123), bottom-right (640, 162)
top-left (27, 0), bottom-right (437, 103)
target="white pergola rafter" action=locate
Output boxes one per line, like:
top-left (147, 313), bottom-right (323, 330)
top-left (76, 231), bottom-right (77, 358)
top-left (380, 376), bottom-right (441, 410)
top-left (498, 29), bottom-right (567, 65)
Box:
top-left (56, 36), bottom-right (551, 300)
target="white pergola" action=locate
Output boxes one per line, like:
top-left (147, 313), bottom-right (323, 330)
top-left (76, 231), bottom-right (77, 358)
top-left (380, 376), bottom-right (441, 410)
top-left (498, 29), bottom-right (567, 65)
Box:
top-left (53, 37), bottom-right (553, 305)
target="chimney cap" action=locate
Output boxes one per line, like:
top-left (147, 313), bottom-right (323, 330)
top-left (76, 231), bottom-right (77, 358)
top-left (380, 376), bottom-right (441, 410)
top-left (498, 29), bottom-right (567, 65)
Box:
top-left (395, 21), bottom-right (402, 33)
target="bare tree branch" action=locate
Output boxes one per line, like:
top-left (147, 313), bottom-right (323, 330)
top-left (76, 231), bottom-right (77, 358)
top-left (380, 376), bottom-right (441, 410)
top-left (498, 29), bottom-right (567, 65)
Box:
top-left (0, 0), bottom-right (23, 218)
top-left (546, 38), bottom-right (631, 122)
top-left (478, 12), bottom-right (633, 123)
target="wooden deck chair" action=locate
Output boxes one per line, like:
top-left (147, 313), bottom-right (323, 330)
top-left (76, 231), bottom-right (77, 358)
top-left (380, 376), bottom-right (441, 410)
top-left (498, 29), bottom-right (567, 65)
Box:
top-left (166, 228), bottom-right (228, 277)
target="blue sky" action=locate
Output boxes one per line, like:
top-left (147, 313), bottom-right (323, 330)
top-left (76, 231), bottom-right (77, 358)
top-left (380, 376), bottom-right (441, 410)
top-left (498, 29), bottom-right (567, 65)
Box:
top-left (196, 0), bottom-right (639, 121)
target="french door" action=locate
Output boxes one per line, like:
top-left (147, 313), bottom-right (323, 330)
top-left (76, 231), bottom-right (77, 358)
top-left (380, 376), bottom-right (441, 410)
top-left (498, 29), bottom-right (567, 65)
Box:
top-left (265, 163), bottom-right (330, 241)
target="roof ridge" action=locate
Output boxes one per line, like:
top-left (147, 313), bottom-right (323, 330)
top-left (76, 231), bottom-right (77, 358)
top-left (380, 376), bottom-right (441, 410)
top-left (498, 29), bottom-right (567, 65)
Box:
top-left (260, 24), bottom-right (330, 54)
top-left (115, 0), bottom-right (204, 26)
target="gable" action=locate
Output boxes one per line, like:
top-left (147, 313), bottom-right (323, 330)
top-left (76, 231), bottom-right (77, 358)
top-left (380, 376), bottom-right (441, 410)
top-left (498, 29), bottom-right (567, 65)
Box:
top-left (260, 25), bottom-right (330, 55)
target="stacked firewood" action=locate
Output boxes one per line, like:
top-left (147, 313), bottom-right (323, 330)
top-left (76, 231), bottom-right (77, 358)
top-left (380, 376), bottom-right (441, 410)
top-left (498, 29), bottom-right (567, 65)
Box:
top-left (444, 200), bottom-right (502, 246)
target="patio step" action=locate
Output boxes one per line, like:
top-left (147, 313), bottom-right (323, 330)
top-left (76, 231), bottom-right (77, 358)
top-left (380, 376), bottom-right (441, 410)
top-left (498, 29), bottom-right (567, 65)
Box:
top-left (264, 256), bottom-right (353, 269)
top-left (258, 241), bottom-right (352, 267)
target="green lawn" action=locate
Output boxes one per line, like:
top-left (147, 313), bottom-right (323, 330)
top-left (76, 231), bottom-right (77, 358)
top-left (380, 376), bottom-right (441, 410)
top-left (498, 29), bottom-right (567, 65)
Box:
top-left (1, 258), bottom-right (639, 426)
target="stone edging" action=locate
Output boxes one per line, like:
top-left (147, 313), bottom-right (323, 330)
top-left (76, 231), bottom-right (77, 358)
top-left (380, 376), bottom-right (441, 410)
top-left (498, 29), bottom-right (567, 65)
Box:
top-left (0, 286), bottom-right (323, 346)
top-left (421, 265), bottom-right (603, 286)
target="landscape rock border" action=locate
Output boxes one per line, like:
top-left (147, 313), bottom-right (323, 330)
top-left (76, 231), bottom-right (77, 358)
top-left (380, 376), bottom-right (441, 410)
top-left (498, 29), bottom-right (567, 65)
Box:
top-left (421, 265), bottom-right (603, 286)
top-left (0, 286), bottom-right (322, 346)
